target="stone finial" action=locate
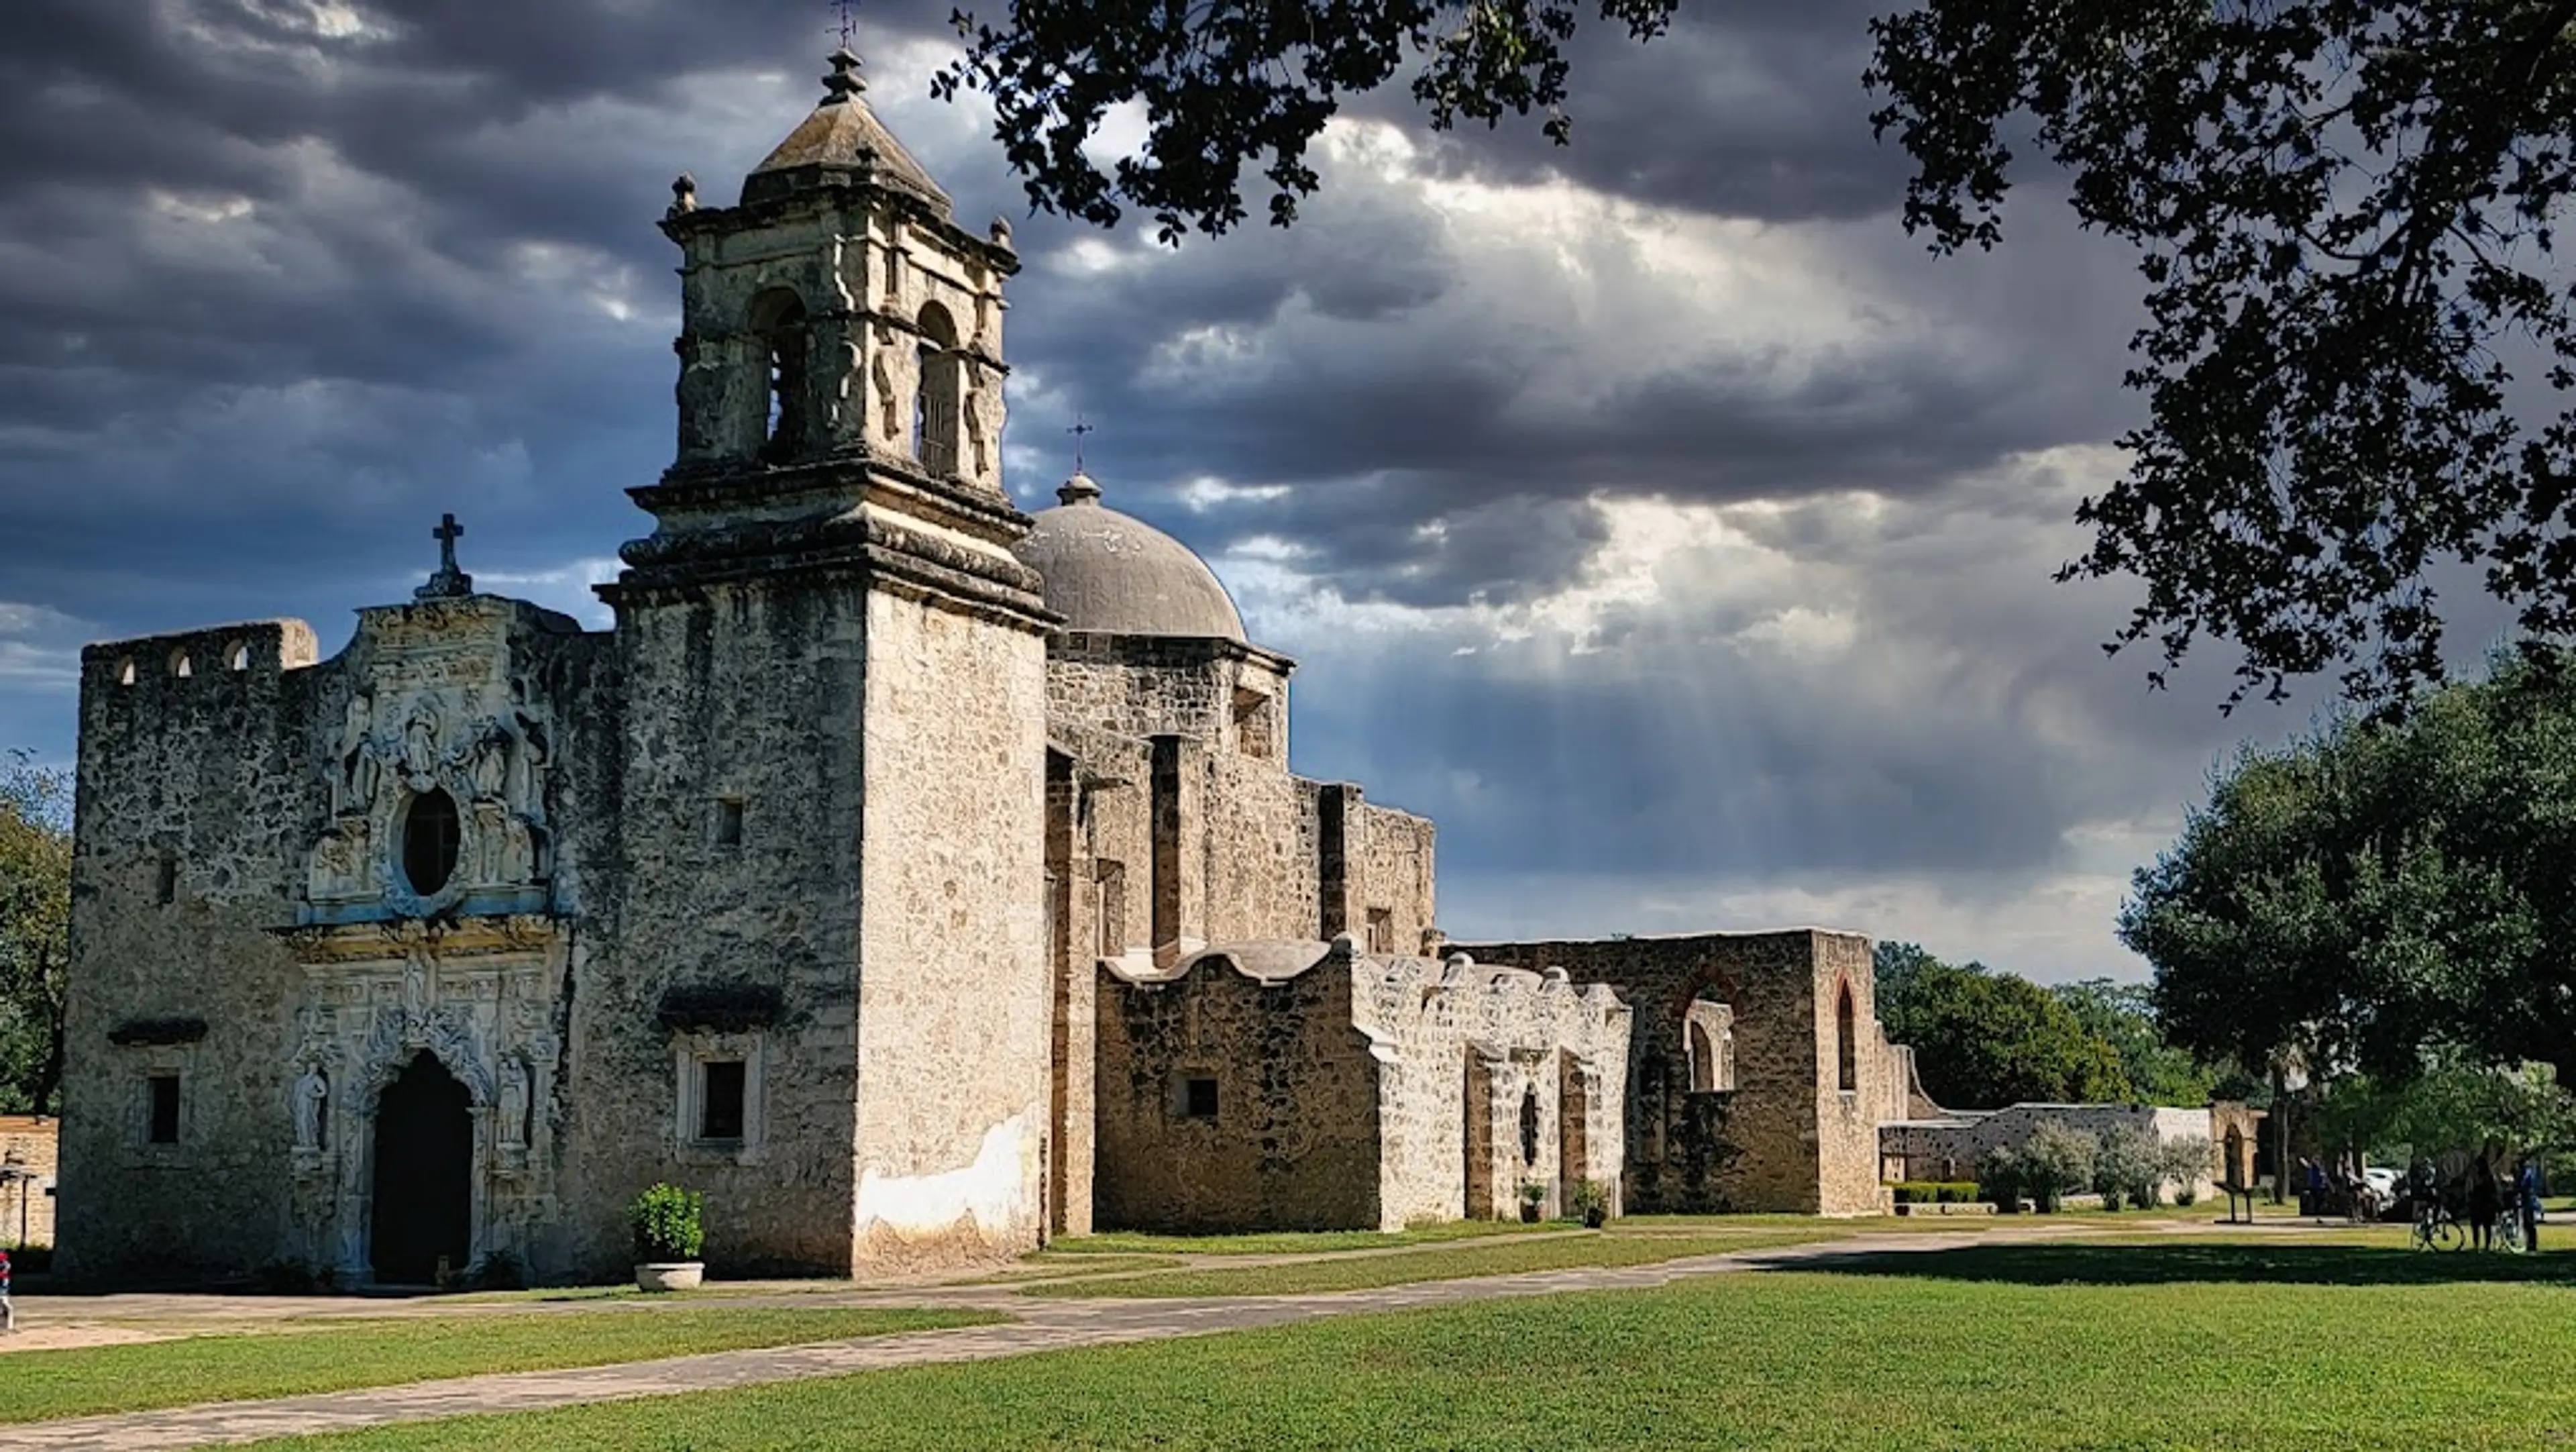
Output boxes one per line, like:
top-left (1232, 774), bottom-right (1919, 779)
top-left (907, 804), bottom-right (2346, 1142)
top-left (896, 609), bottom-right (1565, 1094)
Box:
top-left (1330, 932), bottom-right (1359, 960)
top-left (821, 46), bottom-right (867, 104)
top-left (667, 173), bottom-right (698, 218)
top-left (1443, 951), bottom-right (1474, 970)
top-left (414, 513), bottom-right (474, 601)
top-left (1542, 966), bottom-right (1571, 988)
top-left (989, 216), bottom-right (1015, 249)
top-left (1057, 472), bottom-right (1103, 506)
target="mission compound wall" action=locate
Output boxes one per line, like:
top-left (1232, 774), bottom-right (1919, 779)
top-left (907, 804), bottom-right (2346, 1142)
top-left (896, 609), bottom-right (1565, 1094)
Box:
top-left (1461, 929), bottom-right (1888, 1216)
top-left (1092, 941), bottom-right (1629, 1233)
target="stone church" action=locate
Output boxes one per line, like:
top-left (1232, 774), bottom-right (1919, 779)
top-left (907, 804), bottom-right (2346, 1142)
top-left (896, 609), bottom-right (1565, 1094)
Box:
top-left (56, 49), bottom-right (1916, 1286)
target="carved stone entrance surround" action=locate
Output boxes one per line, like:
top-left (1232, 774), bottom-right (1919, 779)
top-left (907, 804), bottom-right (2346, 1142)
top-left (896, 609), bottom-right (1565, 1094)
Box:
top-left (277, 916), bottom-right (566, 1285)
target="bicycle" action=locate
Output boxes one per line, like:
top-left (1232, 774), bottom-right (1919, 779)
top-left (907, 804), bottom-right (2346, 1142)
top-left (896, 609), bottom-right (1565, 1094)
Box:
top-left (2411, 1202), bottom-right (2465, 1251)
top-left (2496, 1206), bottom-right (2527, 1254)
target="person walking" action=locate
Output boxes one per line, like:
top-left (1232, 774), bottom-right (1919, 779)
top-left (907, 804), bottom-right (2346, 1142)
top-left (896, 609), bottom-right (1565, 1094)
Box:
top-left (2469, 1153), bottom-right (2502, 1251)
top-left (2520, 1156), bottom-right (2546, 1253)
top-left (0, 1247), bottom-right (15, 1333)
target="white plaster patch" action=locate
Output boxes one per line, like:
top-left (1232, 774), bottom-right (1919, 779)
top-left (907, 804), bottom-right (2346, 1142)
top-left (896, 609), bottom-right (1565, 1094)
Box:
top-left (854, 1112), bottom-right (1036, 1238)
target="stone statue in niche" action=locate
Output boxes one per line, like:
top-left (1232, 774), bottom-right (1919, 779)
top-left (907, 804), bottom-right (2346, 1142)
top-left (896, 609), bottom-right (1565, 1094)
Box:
top-left (497, 815), bottom-right (535, 884)
top-left (470, 799), bottom-right (510, 884)
top-left (401, 707), bottom-right (441, 783)
top-left (307, 823), bottom-right (369, 900)
top-left (292, 1063), bottom-right (329, 1151)
top-left (497, 1055), bottom-right (530, 1150)
top-left (336, 694), bottom-right (378, 816)
top-left (872, 354), bottom-right (898, 442)
top-left (965, 384), bottom-right (989, 477)
top-left (468, 718), bottom-right (511, 802)
top-left (400, 951), bottom-right (431, 1022)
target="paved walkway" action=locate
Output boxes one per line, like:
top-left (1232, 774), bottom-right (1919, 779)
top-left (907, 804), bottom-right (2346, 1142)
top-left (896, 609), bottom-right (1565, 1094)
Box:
top-left (0, 1218), bottom-right (2328, 1449)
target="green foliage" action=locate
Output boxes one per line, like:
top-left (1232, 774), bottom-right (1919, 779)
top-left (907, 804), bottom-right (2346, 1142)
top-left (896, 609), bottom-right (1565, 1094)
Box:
top-left (1884, 959), bottom-right (2129, 1110)
top-left (0, 752), bottom-right (68, 1116)
top-left (1977, 1148), bottom-right (2025, 1212)
top-left (2093, 1127), bottom-right (2161, 1210)
top-left (1568, 1180), bottom-right (1611, 1218)
top-left (2019, 1124), bottom-right (2100, 1213)
top-left (1868, 3), bottom-right (2576, 711)
top-left (628, 1184), bottom-right (704, 1263)
top-left (2162, 1136), bottom-right (2214, 1204)
top-left (2052, 980), bottom-right (2218, 1105)
top-left (2128, 654), bottom-right (2576, 1089)
top-left (1888, 1181), bottom-right (1980, 1205)
top-left (936, 0), bottom-right (1680, 242)
top-left (2312, 1061), bottom-right (2576, 1166)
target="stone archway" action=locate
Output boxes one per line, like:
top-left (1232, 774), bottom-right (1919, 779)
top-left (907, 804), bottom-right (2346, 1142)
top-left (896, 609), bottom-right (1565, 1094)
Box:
top-left (371, 1051), bottom-right (473, 1285)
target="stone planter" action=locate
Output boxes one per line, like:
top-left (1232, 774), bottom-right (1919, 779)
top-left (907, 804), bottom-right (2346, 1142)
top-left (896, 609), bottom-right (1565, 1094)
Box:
top-left (635, 1261), bottom-right (704, 1292)
top-left (1519, 1203), bottom-right (1542, 1224)
top-left (1581, 1206), bottom-right (1607, 1229)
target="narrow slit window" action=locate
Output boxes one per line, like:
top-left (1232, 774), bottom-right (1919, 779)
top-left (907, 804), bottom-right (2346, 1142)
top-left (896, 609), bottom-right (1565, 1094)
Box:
top-left (148, 1073), bottom-right (180, 1145)
top-left (699, 1059), bottom-right (747, 1141)
top-left (715, 798), bottom-right (745, 848)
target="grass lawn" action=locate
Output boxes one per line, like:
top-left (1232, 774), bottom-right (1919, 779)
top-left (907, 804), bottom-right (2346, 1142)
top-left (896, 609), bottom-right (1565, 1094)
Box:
top-left (269, 1241), bottom-right (2576, 1451)
top-left (0, 1306), bottom-right (998, 1425)
top-left (1044, 1221), bottom-right (1559, 1256)
top-left (1021, 1227), bottom-right (1824, 1298)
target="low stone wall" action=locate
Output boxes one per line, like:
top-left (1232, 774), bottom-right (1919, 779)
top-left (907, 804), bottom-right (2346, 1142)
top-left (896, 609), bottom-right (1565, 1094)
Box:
top-left (1882, 1102), bottom-right (2229, 1197)
top-left (0, 1118), bottom-right (56, 1248)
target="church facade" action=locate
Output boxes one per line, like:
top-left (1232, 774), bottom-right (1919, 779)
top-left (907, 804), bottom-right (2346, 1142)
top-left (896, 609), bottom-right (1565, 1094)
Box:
top-left (55, 52), bottom-right (1912, 1286)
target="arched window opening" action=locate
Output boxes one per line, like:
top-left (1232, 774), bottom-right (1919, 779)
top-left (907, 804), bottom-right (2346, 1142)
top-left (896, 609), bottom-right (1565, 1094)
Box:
top-left (402, 788), bottom-right (462, 897)
top-left (117, 658), bottom-right (136, 687)
top-left (1835, 982), bottom-right (1859, 1093)
top-left (1687, 1020), bottom-right (1717, 1093)
top-left (914, 301), bottom-right (961, 476)
top-left (749, 289), bottom-right (808, 463)
top-left (226, 640), bottom-right (250, 672)
top-left (170, 650), bottom-right (193, 679)
top-left (1519, 1086), bottom-right (1541, 1166)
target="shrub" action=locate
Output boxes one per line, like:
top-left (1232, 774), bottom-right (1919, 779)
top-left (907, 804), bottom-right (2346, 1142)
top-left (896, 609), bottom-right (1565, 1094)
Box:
top-left (2161, 1135), bottom-right (2213, 1199)
top-left (1519, 1180), bottom-right (1549, 1206)
top-left (1570, 1179), bottom-right (1611, 1221)
top-left (630, 1182), bottom-right (706, 1263)
top-left (2095, 1127), bottom-right (2163, 1209)
top-left (1888, 1180), bottom-right (1981, 1205)
top-left (2020, 1124), bottom-right (2099, 1213)
top-left (1979, 1149), bottom-right (2025, 1212)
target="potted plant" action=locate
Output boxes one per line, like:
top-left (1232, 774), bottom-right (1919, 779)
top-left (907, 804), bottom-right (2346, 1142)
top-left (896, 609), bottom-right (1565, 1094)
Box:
top-left (1517, 1180), bottom-right (1548, 1224)
top-left (1570, 1178), bottom-right (1611, 1229)
top-left (631, 1182), bottom-right (706, 1292)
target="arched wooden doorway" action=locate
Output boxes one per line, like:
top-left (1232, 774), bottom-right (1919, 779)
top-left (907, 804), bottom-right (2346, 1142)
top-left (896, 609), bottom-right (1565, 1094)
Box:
top-left (371, 1051), bottom-right (473, 1285)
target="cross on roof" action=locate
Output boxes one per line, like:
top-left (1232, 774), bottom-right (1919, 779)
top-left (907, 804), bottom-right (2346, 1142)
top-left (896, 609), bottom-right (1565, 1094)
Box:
top-left (1067, 417), bottom-right (1096, 472)
top-left (415, 512), bottom-right (474, 602)
top-left (833, 0), bottom-right (858, 48)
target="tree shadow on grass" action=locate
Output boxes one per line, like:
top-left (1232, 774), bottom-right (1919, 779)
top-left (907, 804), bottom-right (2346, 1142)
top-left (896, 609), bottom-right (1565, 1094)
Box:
top-left (1765, 1241), bottom-right (2576, 1289)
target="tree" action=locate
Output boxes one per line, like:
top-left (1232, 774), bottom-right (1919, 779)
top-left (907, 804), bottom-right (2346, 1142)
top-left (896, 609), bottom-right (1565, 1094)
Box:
top-left (1890, 960), bottom-right (2129, 1109)
top-left (0, 751), bottom-right (69, 1115)
top-left (1871, 939), bottom-right (1958, 1042)
top-left (938, 1), bottom-right (2576, 711)
top-left (2127, 648), bottom-right (2576, 1090)
top-left (1866, 1), bottom-right (2576, 711)
top-left (2051, 979), bottom-right (2217, 1106)
top-left (937, 0), bottom-right (1683, 242)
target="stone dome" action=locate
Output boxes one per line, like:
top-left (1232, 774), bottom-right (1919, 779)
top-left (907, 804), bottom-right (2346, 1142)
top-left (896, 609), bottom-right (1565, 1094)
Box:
top-left (1014, 474), bottom-right (1248, 642)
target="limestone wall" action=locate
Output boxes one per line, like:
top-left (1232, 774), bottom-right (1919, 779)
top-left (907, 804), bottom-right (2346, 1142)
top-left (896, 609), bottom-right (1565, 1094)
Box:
top-left (61, 601), bottom-right (613, 1285)
top-left (1458, 929), bottom-right (1884, 1214)
top-left (1356, 955), bottom-right (1628, 1226)
top-left (0, 1119), bottom-right (58, 1248)
top-left (851, 590), bottom-right (1052, 1269)
top-left (1202, 759), bottom-right (1321, 944)
top-left (1880, 1102), bottom-right (2230, 1196)
top-left (1092, 946), bottom-right (1383, 1233)
top-left (576, 578), bottom-right (867, 1280)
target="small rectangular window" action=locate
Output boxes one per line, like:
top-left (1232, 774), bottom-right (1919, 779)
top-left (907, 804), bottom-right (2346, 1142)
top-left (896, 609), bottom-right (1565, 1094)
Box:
top-left (1365, 908), bottom-right (1393, 955)
top-left (1182, 1077), bottom-right (1219, 1121)
top-left (714, 798), bottom-right (745, 848)
top-left (156, 858), bottom-right (178, 906)
top-left (147, 1073), bottom-right (180, 1144)
top-left (699, 1059), bottom-right (747, 1141)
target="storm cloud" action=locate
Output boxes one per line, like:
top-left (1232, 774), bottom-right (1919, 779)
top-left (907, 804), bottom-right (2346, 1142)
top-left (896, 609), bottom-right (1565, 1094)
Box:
top-left (0, 0), bottom-right (2353, 979)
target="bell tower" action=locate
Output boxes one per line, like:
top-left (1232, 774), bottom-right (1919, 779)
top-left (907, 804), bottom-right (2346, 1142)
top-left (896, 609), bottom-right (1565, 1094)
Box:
top-left (588, 47), bottom-right (1057, 1274)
